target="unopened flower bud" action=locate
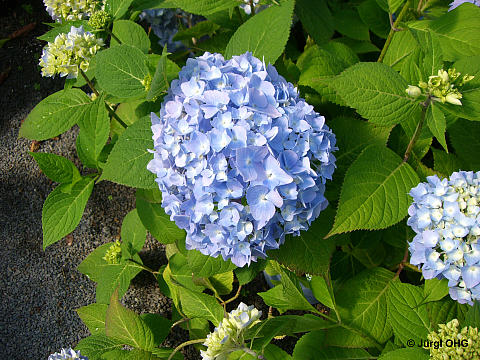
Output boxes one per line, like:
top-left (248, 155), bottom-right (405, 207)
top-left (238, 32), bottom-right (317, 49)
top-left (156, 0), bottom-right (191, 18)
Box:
top-left (406, 85), bottom-right (422, 98)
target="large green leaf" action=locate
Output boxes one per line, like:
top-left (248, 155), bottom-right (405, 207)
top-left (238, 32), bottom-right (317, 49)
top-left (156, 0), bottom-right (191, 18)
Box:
top-left (225, 0), bottom-right (295, 65)
top-left (376, 0), bottom-right (405, 14)
top-left (327, 145), bottom-right (419, 237)
top-left (426, 102), bottom-right (447, 152)
top-left (310, 276), bottom-right (335, 310)
top-left (76, 303), bottom-right (108, 335)
top-left (448, 118), bottom-right (480, 171)
top-left (95, 45), bottom-right (149, 99)
top-left (387, 282), bottom-right (432, 345)
top-left (298, 42), bottom-right (359, 104)
top-left (378, 348), bottom-right (429, 360)
top-left (105, 289), bottom-right (155, 350)
top-left (19, 89), bottom-right (91, 140)
top-left (105, 0), bottom-right (134, 19)
top-left (464, 301), bottom-right (480, 328)
top-left (75, 335), bottom-right (123, 359)
top-left (427, 298), bottom-right (468, 329)
top-left (77, 96), bottom-right (110, 168)
top-left (295, 0), bottom-right (333, 44)
top-left (177, 287), bottom-right (224, 325)
top-left (96, 261), bottom-right (143, 304)
top-left (29, 152), bottom-right (80, 184)
top-left (332, 62), bottom-right (421, 126)
top-left (187, 249), bottom-right (236, 277)
top-left (410, 4), bottom-right (480, 62)
top-left (334, 268), bottom-right (395, 344)
top-left (111, 20), bottom-right (150, 53)
top-left (135, 189), bottom-right (186, 244)
top-left (422, 278), bottom-right (449, 305)
top-left (172, 0), bottom-right (239, 15)
top-left (42, 177), bottom-right (94, 249)
top-left (280, 268), bottom-right (318, 312)
top-left (269, 208), bottom-right (336, 275)
top-left (120, 209), bottom-right (147, 257)
top-left (146, 48), bottom-right (168, 101)
top-left (432, 149), bottom-right (464, 176)
top-left (332, 8), bottom-right (369, 41)
top-left (140, 313), bottom-right (173, 347)
top-left (99, 116), bottom-right (157, 188)
top-left (78, 243), bottom-right (112, 282)
top-left (358, 0), bottom-right (390, 39)
top-left (383, 30), bottom-right (419, 69)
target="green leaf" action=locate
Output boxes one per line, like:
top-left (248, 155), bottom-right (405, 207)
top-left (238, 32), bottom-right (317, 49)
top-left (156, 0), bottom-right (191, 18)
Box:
top-left (420, 30), bottom-right (443, 78)
top-left (225, 0), bottom-right (295, 65)
top-left (410, 4), bottom-right (480, 62)
top-left (76, 303), bottom-right (108, 335)
top-left (376, 0), bottom-right (405, 14)
top-left (387, 282), bottom-right (431, 346)
top-left (432, 149), bottom-right (464, 176)
top-left (111, 20), bottom-right (151, 54)
top-left (332, 62), bottom-right (421, 127)
top-left (95, 45), bottom-right (149, 99)
top-left (358, 0), bottom-right (390, 39)
top-left (334, 268), bottom-right (395, 344)
top-left (96, 261), bottom-right (143, 303)
top-left (99, 116), bottom-right (157, 188)
top-left (295, 0), bottom-right (334, 44)
top-left (78, 243), bottom-right (112, 281)
top-left (29, 152), bottom-right (80, 183)
top-left (426, 103), bottom-right (447, 152)
top-left (105, 0), bottom-right (134, 19)
top-left (169, 253), bottom-right (205, 292)
top-left (42, 177), bottom-right (94, 249)
top-left (172, 0), bottom-right (239, 15)
top-left (422, 278), bottom-right (449, 304)
top-left (294, 331), bottom-right (372, 360)
top-left (262, 344), bottom-right (292, 360)
top-left (332, 8), bottom-right (369, 41)
top-left (383, 30), bottom-right (419, 70)
top-left (279, 268), bottom-right (318, 313)
top-left (297, 42), bottom-right (359, 104)
top-left (19, 89), bottom-right (91, 140)
top-left (105, 289), bottom-right (155, 350)
top-left (140, 313), bottom-right (172, 347)
top-left (177, 287), bottom-right (224, 325)
top-left (187, 249), bottom-right (236, 277)
top-left (234, 259), bottom-right (266, 285)
top-left (120, 209), bottom-right (147, 257)
top-left (173, 20), bottom-right (220, 41)
top-left (378, 348), bottom-right (429, 360)
top-left (146, 48), bottom-right (168, 101)
top-left (310, 276), bottom-right (335, 310)
top-left (135, 189), bottom-right (186, 244)
top-left (209, 271), bottom-right (234, 295)
top-left (327, 145), bottom-right (419, 236)
top-left (449, 118), bottom-right (480, 171)
top-left (258, 284), bottom-right (292, 313)
top-left (75, 335), bottom-right (122, 359)
top-left (463, 301), bottom-right (480, 328)
top-left (77, 96), bottom-right (110, 168)
top-left (37, 21), bottom-right (92, 42)
top-left (427, 298), bottom-right (468, 329)
top-left (269, 208), bottom-right (336, 275)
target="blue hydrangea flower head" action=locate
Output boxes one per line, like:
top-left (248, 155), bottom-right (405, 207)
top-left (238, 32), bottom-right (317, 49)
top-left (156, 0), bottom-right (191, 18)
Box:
top-left (408, 171), bottom-right (480, 305)
top-left (140, 9), bottom-right (202, 52)
top-left (147, 51), bottom-right (337, 267)
top-left (449, 0), bottom-right (480, 11)
top-left (48, 348), bottom-right (88, 360)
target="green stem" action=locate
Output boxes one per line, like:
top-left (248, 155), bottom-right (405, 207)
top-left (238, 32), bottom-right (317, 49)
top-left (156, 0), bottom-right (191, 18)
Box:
top-left (127, 259), bottom-right (160, 275)
top-left (378, 0), bottom-right (411, 63)
top-left (403, 97), bottom-right (431, 162)
top-left (222, 285), bottom-right (242, 305)
top-left (79, 69), bottom-right (128, 129)
top-left (171, 317), bottom-right (190, 329)
top-left (105, 26), bottom-right (122, 44)
top-left (167, 338), bottom-right (206, 360)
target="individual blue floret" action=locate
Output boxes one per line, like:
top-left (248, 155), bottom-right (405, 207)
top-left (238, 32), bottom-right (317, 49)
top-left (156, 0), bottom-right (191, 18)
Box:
top-left (408, 171), bottom-right (480, 305)
top-left (448, 0), bottom-right (480, 11)
top-left (147, 52), bottom-right (337, 267)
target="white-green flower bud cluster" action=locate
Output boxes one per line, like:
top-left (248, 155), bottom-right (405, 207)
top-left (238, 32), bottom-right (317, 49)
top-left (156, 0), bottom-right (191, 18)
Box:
top-left (200, 303), bottom-right (262, 360)
top-left (39, 26), bottom-right (103, 79)
top-left (44, 0), bottom-right (103, 22)
top-left (406, 68), bottom-right (474, 106)
top-left (103, 240), bottom-right (122, 264)
top-left (88, 10), bottom-right (111, 29)
top-left (427, 319), bottom-right (480, 359)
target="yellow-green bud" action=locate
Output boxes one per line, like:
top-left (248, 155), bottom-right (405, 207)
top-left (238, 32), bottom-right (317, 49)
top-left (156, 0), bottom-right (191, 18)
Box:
top-left (103, 240), bottom-right (122, 264)
top-left (427, 319), bottom-right (480, 360)
top-left (142, 73), bottom-right (153, 92)
top-left (88, 10), bottom-right (111, 29)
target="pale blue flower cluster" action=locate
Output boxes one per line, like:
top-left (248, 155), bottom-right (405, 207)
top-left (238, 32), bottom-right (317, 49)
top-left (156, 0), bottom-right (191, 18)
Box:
top-left (449, 0), bottom-right (480, 10)
top-left (240, 0), bottom-right (260, 14)
top-left (140, 9), bottom-right (202, 52)
top-left (408, 171), bottom-right (480, 305)
top-left (48, 348), bottom-right (88, 360)
top-left (147, 52), bottom-right (337, 267)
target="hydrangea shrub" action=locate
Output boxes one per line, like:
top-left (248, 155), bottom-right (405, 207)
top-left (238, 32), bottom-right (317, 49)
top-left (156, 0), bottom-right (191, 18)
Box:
top-left (21, 0), bottom-right (480, 359)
